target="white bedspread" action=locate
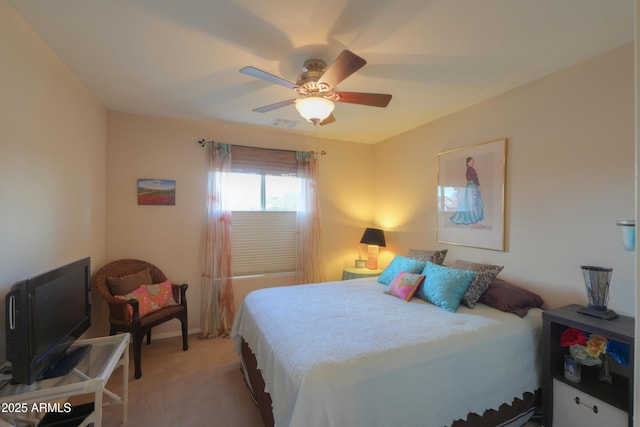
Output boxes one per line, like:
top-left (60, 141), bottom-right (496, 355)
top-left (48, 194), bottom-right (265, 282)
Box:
top-left (231, 278), bottom-right (542, 427)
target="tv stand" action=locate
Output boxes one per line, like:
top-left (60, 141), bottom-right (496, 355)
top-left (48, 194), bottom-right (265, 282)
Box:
top-left (37, 344), bottom-right (92, 381)
top-left (0, 334), bottom-right (129, 427)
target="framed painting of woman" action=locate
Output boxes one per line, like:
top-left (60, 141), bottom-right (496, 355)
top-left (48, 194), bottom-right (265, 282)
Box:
top-left (437, 139), bottom-right (506, 251)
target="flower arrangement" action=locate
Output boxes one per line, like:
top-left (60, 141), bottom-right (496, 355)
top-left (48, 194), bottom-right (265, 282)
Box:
top-left (560, 327), bottom-right (630, 366)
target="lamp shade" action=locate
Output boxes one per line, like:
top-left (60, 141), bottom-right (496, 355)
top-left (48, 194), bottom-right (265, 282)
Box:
top-left (360, 228), bottom-right (386, 247)
top-left (295, 97), bottom-right (335, 124)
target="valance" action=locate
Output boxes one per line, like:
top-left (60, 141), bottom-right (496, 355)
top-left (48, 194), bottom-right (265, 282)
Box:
top-left (231, 145), bottom-right (297, 175)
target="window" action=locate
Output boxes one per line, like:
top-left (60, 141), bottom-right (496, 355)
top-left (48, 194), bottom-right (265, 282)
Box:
top-left (227, 173), bottom-right (300, 211)
top-left (228, 173), bottom-right (261, 211)
top-left (227, 146), bottom-right (301, 277)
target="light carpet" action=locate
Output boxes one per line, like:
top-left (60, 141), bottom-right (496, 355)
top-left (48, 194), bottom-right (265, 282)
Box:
top-left (97, 333), bottom-right (262, 427)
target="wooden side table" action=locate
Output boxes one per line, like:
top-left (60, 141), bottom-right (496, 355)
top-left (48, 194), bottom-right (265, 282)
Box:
top-left (542, 304), bottom-right (634, 426)
top-left (342, 267), bottom-right (382, 280)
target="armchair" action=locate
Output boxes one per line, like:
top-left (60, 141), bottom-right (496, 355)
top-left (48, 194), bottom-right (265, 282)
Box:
top-left (94, 259), bottom-right (188, 379)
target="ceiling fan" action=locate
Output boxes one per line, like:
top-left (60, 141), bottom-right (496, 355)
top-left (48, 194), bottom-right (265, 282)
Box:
top-left (240, 50), bottom-right (392, 125)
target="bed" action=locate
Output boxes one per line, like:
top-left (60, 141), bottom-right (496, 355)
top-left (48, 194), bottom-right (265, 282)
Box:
top-left (231, 276), bottom-right (543, 427)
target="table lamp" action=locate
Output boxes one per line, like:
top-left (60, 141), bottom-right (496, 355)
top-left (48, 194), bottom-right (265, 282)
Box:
top-left (360, 228), bottom-right (386, 269)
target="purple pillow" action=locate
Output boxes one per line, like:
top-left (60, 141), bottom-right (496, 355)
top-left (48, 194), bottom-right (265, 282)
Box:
top-left (478, 278), bottom-right (543, 317)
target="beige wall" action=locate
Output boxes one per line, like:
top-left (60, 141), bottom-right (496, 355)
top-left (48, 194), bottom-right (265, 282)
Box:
top-left (374, 43), bottom-right (635, 315)
top-left (0, 0), bottom-right (108, 340)
top-left (105, 112), bottom-right (375, 336)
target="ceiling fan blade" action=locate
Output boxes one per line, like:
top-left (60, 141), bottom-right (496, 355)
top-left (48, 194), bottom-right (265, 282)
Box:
top-left (319, 113), bottom-right (336, 126)
top-left (240, 66), bottom-right (298, 90)
top-left (317, 50), bottom-right (366, 90)
top-left (252, 99), bottom-right (296, 113)
top-left (334, 91), bottom-right (392, 108)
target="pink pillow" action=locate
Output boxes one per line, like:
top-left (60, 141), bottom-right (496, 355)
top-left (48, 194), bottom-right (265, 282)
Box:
top-left (145, 279), bottom-right (178, 309)
top-left (116, 280), bottom-right (177, 320)
top-left (386, 272), bottom-right (425, 302)
top-left (116, 286), bottom-right (155, 320)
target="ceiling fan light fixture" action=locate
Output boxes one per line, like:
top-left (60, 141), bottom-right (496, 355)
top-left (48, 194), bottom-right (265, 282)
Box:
top-left (295, 97), bottom-right (334, 124)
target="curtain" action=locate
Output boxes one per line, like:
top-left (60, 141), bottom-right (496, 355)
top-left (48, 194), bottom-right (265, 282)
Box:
top-left (201, 142), bottom-right (235, 338)
top-left (295, 151), bottom-right (326, 284)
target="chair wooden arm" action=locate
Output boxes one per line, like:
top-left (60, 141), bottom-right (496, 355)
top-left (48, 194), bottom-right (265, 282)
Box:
top-left (127, 298), bottom-right (141, 323)
top-left (171, 283), bottom-right (188, 306)
top-left (107, 297), bottom-right (134, 324)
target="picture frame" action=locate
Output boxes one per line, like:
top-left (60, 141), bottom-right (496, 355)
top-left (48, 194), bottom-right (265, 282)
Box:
top-left (437, 138), bottom-right (506, 251)
top-left (137, 179), bottom-right (176, 205)
top-left (563, 355), bottom-right (581, 383)
top-left (355, 259), bottom-right (368, 269)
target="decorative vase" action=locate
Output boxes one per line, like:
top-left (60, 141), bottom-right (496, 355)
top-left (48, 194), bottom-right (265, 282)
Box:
top-left (577, 266), bottom-right (618, 320)
top-left (599, 354), bottom-right (613, 384)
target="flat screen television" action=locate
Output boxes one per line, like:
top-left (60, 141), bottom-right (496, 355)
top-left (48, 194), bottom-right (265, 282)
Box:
top-left (5, 257), bottom-right (92, 384)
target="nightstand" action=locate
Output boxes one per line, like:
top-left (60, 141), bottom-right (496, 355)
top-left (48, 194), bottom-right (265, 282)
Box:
top-left (542, 304), bottom-right (634, 427)
top-left (342, 267), bottom-right (382, 280)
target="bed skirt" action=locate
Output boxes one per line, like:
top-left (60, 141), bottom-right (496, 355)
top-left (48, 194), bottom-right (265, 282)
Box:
top-left (240, 339), bottom-right (539, 427)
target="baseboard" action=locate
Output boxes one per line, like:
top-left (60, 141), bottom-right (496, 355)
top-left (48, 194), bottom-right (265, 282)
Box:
top-left (151, 328), bottom-right (202, 341)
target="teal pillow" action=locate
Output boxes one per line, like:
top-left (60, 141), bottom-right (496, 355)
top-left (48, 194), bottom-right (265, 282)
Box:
top-left (377, 255), bottom-right (426, 285)
top-left (416, 262), bottom-right (477, 312)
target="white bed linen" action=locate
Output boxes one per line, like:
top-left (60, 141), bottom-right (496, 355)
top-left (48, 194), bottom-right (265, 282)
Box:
top-left (231, 278), bottom-right (543, 427)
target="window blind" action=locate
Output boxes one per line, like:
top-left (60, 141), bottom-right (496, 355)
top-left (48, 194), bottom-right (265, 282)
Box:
top-left (231, 211), bottom-right (297, 277)
top-left (231, 145), bottom-right (297, 176)
top-left (228, 145), bottom-right (299, 277)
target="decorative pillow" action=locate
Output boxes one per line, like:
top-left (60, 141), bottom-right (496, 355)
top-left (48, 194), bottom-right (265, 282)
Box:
top-left (385, 272), bottom-right (425, 302)
top-left (478, 278), bottom-right (544, 318)
top-left (451, 260), bottom-right (504, 309)
top-left (416, 262), bottom-right (477, 313)
top-left (145, 279), bottom-right (178, 308)
top-left (377, 255), bottom-right (426, 285)
top-left (406, 248), bottom-right (448, 265)
top-left (115, 280), bottom-right (177, 320)
top-left (107, 268), bottom-right (153, 295)
top-left (116, 286), bottom-right (155, 320)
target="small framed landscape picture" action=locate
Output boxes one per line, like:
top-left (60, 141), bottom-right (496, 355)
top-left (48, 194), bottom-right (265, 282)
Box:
top-left (137, 179), bottom-right (176, 206)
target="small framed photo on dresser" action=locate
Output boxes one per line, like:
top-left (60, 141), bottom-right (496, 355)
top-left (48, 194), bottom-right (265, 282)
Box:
top-left (563, 355), bottom-right (581, 383)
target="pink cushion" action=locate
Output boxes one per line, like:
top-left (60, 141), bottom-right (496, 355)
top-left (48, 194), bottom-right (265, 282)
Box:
top-left (145, 279), bottom-right (178, 309)
top-left (116, 286), bottom-right (155, 319)
top-left (116, 279), bottom-right (177, 320)
top-left (386, 272), bottom-right (425, 302)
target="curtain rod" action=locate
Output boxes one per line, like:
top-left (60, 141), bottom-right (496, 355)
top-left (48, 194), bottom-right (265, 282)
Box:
top-left (196, 139), bottom-right (326, 155)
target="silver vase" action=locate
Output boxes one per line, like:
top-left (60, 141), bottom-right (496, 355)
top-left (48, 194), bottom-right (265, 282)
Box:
top-left (577, 266), bottom-right (618, 320)
top-left (599, 354), bottom-right (613, 384)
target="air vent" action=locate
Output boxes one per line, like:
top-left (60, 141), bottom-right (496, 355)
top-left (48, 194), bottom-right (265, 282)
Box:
top-left (270, 118), bottom-right (297, 128)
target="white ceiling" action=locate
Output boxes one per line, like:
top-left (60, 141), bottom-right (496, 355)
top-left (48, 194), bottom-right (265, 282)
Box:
top-left (9, 0), bottom-right (634, 144)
